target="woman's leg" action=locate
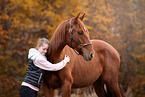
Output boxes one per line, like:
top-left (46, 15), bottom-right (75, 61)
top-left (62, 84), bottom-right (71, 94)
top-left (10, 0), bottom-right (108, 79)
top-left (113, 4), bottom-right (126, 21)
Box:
top-left (19, 86), bottom-right (38, 97)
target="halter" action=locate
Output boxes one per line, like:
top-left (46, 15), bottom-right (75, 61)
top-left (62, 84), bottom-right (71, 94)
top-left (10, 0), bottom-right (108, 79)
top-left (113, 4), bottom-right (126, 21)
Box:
top-left (69, 19), bottom-right (92, 55)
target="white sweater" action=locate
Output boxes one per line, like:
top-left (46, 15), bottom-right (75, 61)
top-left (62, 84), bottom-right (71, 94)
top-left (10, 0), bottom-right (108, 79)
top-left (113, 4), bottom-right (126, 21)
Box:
top-left (28, 48), bottom-right (67, 71)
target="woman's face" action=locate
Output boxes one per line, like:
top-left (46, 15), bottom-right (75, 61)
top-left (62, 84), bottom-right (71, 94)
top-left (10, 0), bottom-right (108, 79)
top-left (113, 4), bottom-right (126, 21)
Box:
top-left (37, 43), bottom-right (49, 55)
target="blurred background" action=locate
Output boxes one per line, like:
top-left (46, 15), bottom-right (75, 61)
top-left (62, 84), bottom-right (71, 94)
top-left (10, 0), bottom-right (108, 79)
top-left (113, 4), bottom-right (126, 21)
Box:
top-left (0, 0), bottom-right (145, 97)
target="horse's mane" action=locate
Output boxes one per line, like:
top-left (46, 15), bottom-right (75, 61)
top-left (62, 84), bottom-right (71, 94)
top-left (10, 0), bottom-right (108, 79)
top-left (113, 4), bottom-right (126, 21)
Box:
top-left (48, 20), bottom-right (67, 54)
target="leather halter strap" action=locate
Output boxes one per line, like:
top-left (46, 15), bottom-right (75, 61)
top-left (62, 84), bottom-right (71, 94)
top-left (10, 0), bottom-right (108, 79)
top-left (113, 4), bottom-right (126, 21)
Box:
top-left (69, 19), bottom-right (92, 55)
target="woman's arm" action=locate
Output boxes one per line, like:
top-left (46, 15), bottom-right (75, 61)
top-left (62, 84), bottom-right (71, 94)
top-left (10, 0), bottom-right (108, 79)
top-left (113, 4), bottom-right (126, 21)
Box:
top-left (34, 55), bottom-right (70, 71)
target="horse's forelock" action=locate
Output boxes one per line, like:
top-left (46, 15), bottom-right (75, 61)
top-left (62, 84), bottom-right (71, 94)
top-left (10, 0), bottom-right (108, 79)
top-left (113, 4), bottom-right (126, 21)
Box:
top-left (78, 20), bottom-right (90, 37)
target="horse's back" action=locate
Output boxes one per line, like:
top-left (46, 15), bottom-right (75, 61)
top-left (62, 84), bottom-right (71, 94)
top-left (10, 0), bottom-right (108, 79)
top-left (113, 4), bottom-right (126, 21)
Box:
top-left (91, 39), bottom-right (120, 60)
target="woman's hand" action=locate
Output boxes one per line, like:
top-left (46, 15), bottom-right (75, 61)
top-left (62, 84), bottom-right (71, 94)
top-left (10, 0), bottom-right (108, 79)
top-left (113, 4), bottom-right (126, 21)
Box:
top-left (64, 55), bottom-right (70, 63)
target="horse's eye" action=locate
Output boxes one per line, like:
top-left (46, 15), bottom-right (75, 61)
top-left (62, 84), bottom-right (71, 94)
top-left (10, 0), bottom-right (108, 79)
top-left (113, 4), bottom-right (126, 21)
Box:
top-left (78, 31), bottom-right (83, 35)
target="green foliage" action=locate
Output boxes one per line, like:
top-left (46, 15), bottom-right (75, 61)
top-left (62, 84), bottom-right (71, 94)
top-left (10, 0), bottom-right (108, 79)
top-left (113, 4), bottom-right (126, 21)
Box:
top-left (0, 0), bottom-right (144, 96)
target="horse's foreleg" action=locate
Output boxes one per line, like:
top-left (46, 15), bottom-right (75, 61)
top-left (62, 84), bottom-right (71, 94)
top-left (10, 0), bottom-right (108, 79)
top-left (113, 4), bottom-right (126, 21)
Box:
top-left (61, 80), bottom-right (72, 97)
top-left (61, 72), bottom-right (73, 97)
top-left (42, 81), bottom-right (54, 97)
top-left (93, 77), bottom-right (107, 97)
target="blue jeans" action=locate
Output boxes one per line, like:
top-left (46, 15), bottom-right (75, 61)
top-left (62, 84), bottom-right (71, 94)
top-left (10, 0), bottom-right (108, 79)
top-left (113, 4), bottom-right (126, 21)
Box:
top-left (19, 86), bottom-right (38, 97)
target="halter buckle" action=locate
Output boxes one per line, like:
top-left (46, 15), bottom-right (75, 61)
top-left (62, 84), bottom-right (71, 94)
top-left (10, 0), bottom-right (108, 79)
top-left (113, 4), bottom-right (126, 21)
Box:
top-left (69, 28), bottom-right (72, 33)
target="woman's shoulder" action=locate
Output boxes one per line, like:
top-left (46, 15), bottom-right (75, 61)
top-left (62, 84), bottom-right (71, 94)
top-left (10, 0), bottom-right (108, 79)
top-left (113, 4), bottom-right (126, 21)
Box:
top-left (28, 48), bottom-right (41, 60)
top-left (29, 48), bottom-right (37, 52)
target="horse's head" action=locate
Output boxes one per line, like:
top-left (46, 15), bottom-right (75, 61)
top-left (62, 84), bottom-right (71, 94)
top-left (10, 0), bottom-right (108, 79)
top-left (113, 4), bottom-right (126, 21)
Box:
top-left (65, 13), bottom-right (93, 61)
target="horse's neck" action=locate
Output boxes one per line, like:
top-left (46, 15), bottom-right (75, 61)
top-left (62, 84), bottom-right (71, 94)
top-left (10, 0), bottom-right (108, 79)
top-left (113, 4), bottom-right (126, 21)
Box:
top-left (47, 22), bottom-right (66, 62)
top-left (48, 43), bottom-right (65, 62)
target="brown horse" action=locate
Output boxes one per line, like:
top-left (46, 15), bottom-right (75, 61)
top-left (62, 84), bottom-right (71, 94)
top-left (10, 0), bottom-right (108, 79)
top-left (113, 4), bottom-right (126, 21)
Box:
top-left (42, 13), bottom-right (123, 97)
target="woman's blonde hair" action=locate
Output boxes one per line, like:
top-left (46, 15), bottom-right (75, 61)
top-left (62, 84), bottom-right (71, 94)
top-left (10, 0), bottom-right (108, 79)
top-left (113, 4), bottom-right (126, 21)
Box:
top-left (36, 38), bottom-right (49, 49)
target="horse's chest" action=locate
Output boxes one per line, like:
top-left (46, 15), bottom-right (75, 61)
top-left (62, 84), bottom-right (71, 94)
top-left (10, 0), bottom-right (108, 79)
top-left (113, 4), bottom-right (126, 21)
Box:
top-left (71, 62), bottom-right (102, 87)
top-left (44, 72), bottom-right (61, 88)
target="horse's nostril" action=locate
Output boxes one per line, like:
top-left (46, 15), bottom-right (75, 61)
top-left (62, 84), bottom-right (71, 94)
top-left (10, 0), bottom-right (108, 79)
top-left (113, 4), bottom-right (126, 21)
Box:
top-left (84, 53), bottom-right (93, 61)
top-left (90, 53), bottom-right (93, 59)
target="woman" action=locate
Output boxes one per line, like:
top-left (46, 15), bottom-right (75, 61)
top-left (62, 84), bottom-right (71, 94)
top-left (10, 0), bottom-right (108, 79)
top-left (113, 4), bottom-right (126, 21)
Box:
top-left (19, 38), bottom-right (70, 97)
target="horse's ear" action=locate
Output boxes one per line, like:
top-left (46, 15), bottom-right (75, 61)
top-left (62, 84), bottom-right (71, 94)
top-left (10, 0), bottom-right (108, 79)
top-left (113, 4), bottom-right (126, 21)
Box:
top-left (73, 13), bottom-right (81, 24)
top-left (79, 13), bottom-right (85, 21)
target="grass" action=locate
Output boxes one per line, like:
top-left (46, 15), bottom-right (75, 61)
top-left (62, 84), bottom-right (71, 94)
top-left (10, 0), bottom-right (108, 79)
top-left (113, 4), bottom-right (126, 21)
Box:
top-left (54, 92), bottom-right (98, 97)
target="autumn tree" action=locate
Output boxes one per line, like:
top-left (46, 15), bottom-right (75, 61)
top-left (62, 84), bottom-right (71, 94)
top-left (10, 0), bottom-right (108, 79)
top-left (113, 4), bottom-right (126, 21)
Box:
top-left (0, 0), bottom-right (144, 97)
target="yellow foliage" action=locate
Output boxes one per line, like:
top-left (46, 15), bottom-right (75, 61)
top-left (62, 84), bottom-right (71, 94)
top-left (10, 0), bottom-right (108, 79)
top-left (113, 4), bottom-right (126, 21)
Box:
top-left (0, 0), bottom-right (145, 96)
